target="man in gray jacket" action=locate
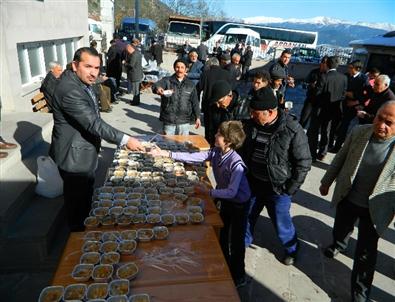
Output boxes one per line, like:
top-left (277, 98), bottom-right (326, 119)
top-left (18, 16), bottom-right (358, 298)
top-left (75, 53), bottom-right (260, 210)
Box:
top-left (125, 44), bottom-right (143, 105)
top-left (320, 101), bottom-right (395, 302)
top-left (50, 47), bottom-right (143, 231)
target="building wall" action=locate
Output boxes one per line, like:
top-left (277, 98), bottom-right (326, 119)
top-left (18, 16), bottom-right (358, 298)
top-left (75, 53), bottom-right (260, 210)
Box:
top-left (100, 0), bottom-right (115, 53)
top-left (0, 0), bottom-right (90, 113)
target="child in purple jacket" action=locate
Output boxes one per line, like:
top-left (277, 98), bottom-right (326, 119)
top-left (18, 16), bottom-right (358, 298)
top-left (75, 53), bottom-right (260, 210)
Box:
top-left (149, 121), bottom-right (251, 288)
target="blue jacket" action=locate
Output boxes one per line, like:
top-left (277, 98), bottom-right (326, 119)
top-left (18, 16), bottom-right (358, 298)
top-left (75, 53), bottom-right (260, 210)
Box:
top-left (187, 60), bottom-right (204, 85)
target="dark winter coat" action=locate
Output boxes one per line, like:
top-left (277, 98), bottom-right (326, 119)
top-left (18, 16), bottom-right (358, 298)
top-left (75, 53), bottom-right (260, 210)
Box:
top-left (150, 43), bottom-right (163, 65)
top-left (153, 75), bottom-right (200, 125)
top-left (205, 92), bottom-right (238, 146)
top-left (198, 65), bottom-right (232, 113)
top-left (125, 50), bottom-right (143, 83)
top-left (40, 71), bottom-right (59, 111)
top-left (239, 110), bottom-right (312, 195)
top-left (242, 49), bottom-right (253, 67)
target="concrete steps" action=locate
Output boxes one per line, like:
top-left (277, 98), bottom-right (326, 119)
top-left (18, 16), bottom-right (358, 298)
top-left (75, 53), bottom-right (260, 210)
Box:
top-left (0, 112), bottom-right (68, 272)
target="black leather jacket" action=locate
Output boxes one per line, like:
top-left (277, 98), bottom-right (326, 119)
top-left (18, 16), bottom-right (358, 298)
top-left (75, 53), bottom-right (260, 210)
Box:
top-left (50, 70), bottom-right (124, 173)
top-left (153, 75), bottom-right (200, 125)
top-left (239, 110), bottom-right (312, 195)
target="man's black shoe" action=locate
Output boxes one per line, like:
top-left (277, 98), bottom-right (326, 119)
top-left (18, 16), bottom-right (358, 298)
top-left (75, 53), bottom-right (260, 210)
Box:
top-left (317, 153), bottom-right (326, 161)
top-left (235, 276), bottom-right (247, 288)
top-left (324, 244), bottom-right (344, 258)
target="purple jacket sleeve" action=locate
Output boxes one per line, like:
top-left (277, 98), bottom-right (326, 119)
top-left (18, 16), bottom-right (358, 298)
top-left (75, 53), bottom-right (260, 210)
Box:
top-left (210, 164), bottom-right (244, 199)
top-left (171, 150), bottom-right (211, 164)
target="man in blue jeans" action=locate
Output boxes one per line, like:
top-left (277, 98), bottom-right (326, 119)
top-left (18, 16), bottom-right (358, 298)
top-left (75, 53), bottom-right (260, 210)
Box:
top-left (239, 87), bottom-right (312, 265)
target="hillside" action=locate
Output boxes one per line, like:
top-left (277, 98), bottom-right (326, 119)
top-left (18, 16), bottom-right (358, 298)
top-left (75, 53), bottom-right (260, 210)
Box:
top-left (88, 0), bottom-right (173, 32)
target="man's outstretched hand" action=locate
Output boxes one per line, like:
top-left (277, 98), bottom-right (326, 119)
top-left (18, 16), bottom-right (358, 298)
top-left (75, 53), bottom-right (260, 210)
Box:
top-left (126, 137), bottom-right (145, 151)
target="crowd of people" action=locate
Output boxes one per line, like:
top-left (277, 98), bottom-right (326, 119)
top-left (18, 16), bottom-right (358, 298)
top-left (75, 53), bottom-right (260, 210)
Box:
top-left (21, 35), bottom-right (395, 302)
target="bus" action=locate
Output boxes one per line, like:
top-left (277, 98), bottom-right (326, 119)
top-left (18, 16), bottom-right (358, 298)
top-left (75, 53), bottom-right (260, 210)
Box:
top-left (221, 28), bottom-right (261, 58)
top-left (165, 15), bottom-right (201, 50)
top-left (350, 31), bottom-right (395, 88)
top-left (203, 21), bottom-right (318, 56)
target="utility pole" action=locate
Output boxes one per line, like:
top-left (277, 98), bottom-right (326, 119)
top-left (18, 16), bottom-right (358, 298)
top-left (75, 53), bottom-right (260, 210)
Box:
top-left (135, 0), bottom-right (140, 39)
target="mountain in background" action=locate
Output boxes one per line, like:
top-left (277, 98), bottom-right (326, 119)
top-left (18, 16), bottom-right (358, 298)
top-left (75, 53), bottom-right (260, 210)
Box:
top-left (243, 16), bottom-right (395, 47)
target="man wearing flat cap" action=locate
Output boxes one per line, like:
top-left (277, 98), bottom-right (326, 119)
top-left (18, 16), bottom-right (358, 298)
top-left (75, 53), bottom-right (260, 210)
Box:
top-left (239, 87), bottom-right (312, 265)
top-left (270, 67), bottom-right (287, 108)
top-left (205, 80), bottom-right (238, 146)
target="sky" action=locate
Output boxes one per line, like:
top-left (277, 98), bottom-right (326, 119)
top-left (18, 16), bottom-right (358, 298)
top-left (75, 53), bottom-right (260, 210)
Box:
top-left (222, 0), bottom-right (395, 24)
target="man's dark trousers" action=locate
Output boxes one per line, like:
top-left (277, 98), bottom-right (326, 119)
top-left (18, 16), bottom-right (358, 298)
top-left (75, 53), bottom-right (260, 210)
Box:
top-left (219, 199), bottom-right (250, 281)
top-left (333, 105), bottom-right (356, 151)
top-left (331, 199), bottom-right (379, 302)
top-left (308, 101), bottom-right (341, 158)
top-left (59, 169), bottom-right (95, 231)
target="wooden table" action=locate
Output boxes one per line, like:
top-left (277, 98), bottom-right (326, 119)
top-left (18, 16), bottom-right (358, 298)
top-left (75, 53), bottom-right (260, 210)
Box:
top-left (52, 225), bottom-right (232, 288)
top-left (130, 280), bottom-right (240, 302)
top-left (162, 135), bottom-right (211, 151)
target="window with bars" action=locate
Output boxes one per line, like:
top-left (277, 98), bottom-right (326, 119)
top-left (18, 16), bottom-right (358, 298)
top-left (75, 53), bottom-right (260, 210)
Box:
top-left (17, 37), bottom-right (81, 85)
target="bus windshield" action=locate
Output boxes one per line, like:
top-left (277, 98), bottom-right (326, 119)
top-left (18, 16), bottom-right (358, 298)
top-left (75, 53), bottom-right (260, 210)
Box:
top-left (169, 22), bottom-right (200, 37)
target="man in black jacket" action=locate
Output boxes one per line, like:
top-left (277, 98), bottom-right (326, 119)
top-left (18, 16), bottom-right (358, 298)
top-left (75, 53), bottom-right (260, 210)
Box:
top-left (106, 36), bottom-right (126, 89)
top-left (331, 60), bottom-right (369, 152)
top-left (241, 45), bottom-right (253, 76)
top-left (153, 59), bottom-right (201, 135)
top-left (307, 56), bottom-right (347, 161)
top-left (50, 47), bottom-right (143, 231)
top-left (205, 80), bottom-right (238, 146)
top-left (40, 61), bottom-right (63, 112)
top-left (239, 87), bottom-right (311, 265)
top-left (198, 57), bottom-right (232, 136)
top-left (149, 39), bottom-right (163, 67)
top-left (269, 49), bottom-right (295, 95)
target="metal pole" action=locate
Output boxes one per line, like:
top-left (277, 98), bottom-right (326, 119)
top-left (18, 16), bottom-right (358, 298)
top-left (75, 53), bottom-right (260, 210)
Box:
top-left (135, 0), bottom-right (140, 39)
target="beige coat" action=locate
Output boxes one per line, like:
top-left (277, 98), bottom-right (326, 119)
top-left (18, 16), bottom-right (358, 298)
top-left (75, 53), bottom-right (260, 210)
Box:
top-left (321, 124), bottom-right (395, 236)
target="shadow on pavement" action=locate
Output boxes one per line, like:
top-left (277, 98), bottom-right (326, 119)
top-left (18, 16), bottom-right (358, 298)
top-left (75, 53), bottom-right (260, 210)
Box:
top-left (238, 273), bottom-right (285, 302)
top-left (123, 107), bottom-right (162, 134)
top-left (250, 211), bottom-right (394, 301)
top-left (293, 190), bottom-right (395, 281)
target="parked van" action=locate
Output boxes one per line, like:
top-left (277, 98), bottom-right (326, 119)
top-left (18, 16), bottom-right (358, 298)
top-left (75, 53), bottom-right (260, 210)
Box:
top-left (220, 28), bottom-right (261, 58)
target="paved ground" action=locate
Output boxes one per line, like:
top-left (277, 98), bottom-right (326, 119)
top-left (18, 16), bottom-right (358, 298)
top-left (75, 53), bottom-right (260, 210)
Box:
top-left (101, 52), bottom-right (394, 302)
top-left (2, 52), bottom-right (394, 301)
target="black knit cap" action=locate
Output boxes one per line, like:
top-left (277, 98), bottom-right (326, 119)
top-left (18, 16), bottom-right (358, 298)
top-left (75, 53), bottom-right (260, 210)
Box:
top-left (250, 87), bottom-right (278, 110)
top-left (210, 80), bottom-right (232, 103)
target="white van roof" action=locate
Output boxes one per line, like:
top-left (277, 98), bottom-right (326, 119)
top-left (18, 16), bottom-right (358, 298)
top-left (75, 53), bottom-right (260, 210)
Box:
top-left (225, 27), bottom-right (260, 38)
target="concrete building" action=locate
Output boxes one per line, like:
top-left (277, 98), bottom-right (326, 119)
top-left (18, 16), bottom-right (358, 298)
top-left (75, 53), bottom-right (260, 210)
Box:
top-left (0, 0), bottom-right (90, 113)
top-left (100, 0), bottom-right (115, 53)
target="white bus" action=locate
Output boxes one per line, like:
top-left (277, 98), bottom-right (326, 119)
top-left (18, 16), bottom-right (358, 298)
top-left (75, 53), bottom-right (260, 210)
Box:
top-left (221, 28), bottom-right (261, 58)
top-left (204, 21), bottom-right (318, 57)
